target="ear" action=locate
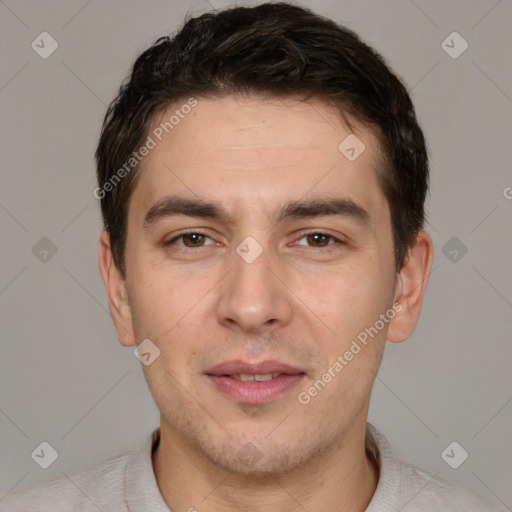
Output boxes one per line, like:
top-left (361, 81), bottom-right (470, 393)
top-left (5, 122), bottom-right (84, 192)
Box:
top-left (98, 231), bottom-right (136, 347)
top-left (386, 230), bottom-right (434, 343)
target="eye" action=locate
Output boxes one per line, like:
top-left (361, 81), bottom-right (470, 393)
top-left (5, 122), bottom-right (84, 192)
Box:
top-left (294, 232), bottom-right (342, 248)
top-left (166, 231), bottom-right (215, 248)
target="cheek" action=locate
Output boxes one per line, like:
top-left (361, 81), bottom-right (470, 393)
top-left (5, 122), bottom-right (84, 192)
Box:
top-left (128, 267), bottom-right (187, 338)
top-left (315, 273), bottom-right (389, 395)
top-left (128, 263), bottom-right (217, 363)
top-left (308, 264), bottom-right (391, 341)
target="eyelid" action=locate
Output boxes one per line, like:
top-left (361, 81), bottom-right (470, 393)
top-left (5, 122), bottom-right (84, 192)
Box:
top-left (165, 229), bottom-right (216, 246)
top-left (292, 230), bottom-right (346, 247)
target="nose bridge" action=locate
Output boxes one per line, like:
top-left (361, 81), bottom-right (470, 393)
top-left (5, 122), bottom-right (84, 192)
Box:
top-left (216, 237), bottom-right (292, 332)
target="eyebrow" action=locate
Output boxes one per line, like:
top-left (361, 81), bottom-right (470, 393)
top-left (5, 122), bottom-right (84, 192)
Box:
top-left (143, 195), bottom-right (370, 228)
top-left (277, 197), bottom-right (370, 225)
top-left (144, 196), bottom-right (230, 227)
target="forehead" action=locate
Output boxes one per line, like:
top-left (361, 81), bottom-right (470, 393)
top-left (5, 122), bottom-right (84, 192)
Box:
top-left (129, 96), bottom-right (388, 222)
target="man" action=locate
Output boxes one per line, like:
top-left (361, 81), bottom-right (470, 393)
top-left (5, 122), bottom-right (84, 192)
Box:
top-left (0, 3), bottom-right (501, 511)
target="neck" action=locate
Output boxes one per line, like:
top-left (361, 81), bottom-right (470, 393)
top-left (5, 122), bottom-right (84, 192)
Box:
top-left (153, 418), bottom-right (379, 512)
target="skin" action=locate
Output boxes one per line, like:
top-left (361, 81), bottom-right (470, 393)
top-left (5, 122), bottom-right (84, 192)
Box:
top-left (99, 96), bottom-right (433, 511)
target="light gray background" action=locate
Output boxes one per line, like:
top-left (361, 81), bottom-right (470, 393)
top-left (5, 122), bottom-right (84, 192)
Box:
top-left (0, 0), bottom-right (511, 508)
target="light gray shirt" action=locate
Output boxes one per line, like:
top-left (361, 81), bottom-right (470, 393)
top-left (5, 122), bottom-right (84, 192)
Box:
top-left (0, 424), bottom-right (502, 511)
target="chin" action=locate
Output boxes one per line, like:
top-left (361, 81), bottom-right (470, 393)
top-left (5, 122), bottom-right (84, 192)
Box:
top-left (212, 439), bottom-right (307, 476)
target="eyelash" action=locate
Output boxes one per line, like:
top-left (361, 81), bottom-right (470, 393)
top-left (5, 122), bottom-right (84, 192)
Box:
top-left (294, 232), bottom-right (345, 248)
top-left (165, 230), bottom-right (216, 248)
top-left (164, 230), bottom-right (345, 249)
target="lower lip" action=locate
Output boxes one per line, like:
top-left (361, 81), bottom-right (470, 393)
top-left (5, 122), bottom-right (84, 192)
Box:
top-left (206, 374), bottom-right (305, 404)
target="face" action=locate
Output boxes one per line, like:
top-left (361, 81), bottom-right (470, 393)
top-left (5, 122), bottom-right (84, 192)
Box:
top-left (103, 96), bottom-right (419, 476)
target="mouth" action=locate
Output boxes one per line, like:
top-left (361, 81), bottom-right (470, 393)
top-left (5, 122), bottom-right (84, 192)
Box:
top-left (205, 360), bottom-right (306, 404)
top-left (229, 373), bottom-right (282, 382)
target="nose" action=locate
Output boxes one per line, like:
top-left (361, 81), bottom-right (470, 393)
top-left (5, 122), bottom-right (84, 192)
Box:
top-left (216, 242), bottom-right (293, 334)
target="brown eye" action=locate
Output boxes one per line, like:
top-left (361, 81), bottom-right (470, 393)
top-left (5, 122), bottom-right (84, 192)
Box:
top-left (166, 232), bottom-right (215, 248)
top-left (181, 233), bottom-right (206, 247)
top-left (306, 233), bottom-right (331, 247)
top-left (293, 232), bottom-right (345, 249)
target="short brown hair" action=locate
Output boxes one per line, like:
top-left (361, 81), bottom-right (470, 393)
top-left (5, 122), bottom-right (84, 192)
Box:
top-left (95, 2), bottom-right (429, 274)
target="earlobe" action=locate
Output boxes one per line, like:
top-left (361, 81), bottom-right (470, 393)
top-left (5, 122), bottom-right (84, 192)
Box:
top-left (386, 230), bottom-right (434, 344)
top-left (98, 231), bottom-right (136, 347)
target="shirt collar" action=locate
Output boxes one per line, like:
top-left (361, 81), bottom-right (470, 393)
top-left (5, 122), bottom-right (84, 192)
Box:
top-left (124, 428), bottom-right (171, 511)
top-left (123, 424), bottom-right (392, 511)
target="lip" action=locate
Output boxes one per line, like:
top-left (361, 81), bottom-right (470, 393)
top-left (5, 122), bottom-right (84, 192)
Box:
top-left (205, 359), bottom-right (305, 404)
top-left (206, 359), bottom-right (304, 376)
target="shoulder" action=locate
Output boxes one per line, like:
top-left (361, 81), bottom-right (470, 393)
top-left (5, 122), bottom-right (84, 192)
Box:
top-left (395, 458), bottom-right (502, 511)
top-left (0, 449), bottom-right (133, 512)
top-left (366, 424), bottom-right (503, 512)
